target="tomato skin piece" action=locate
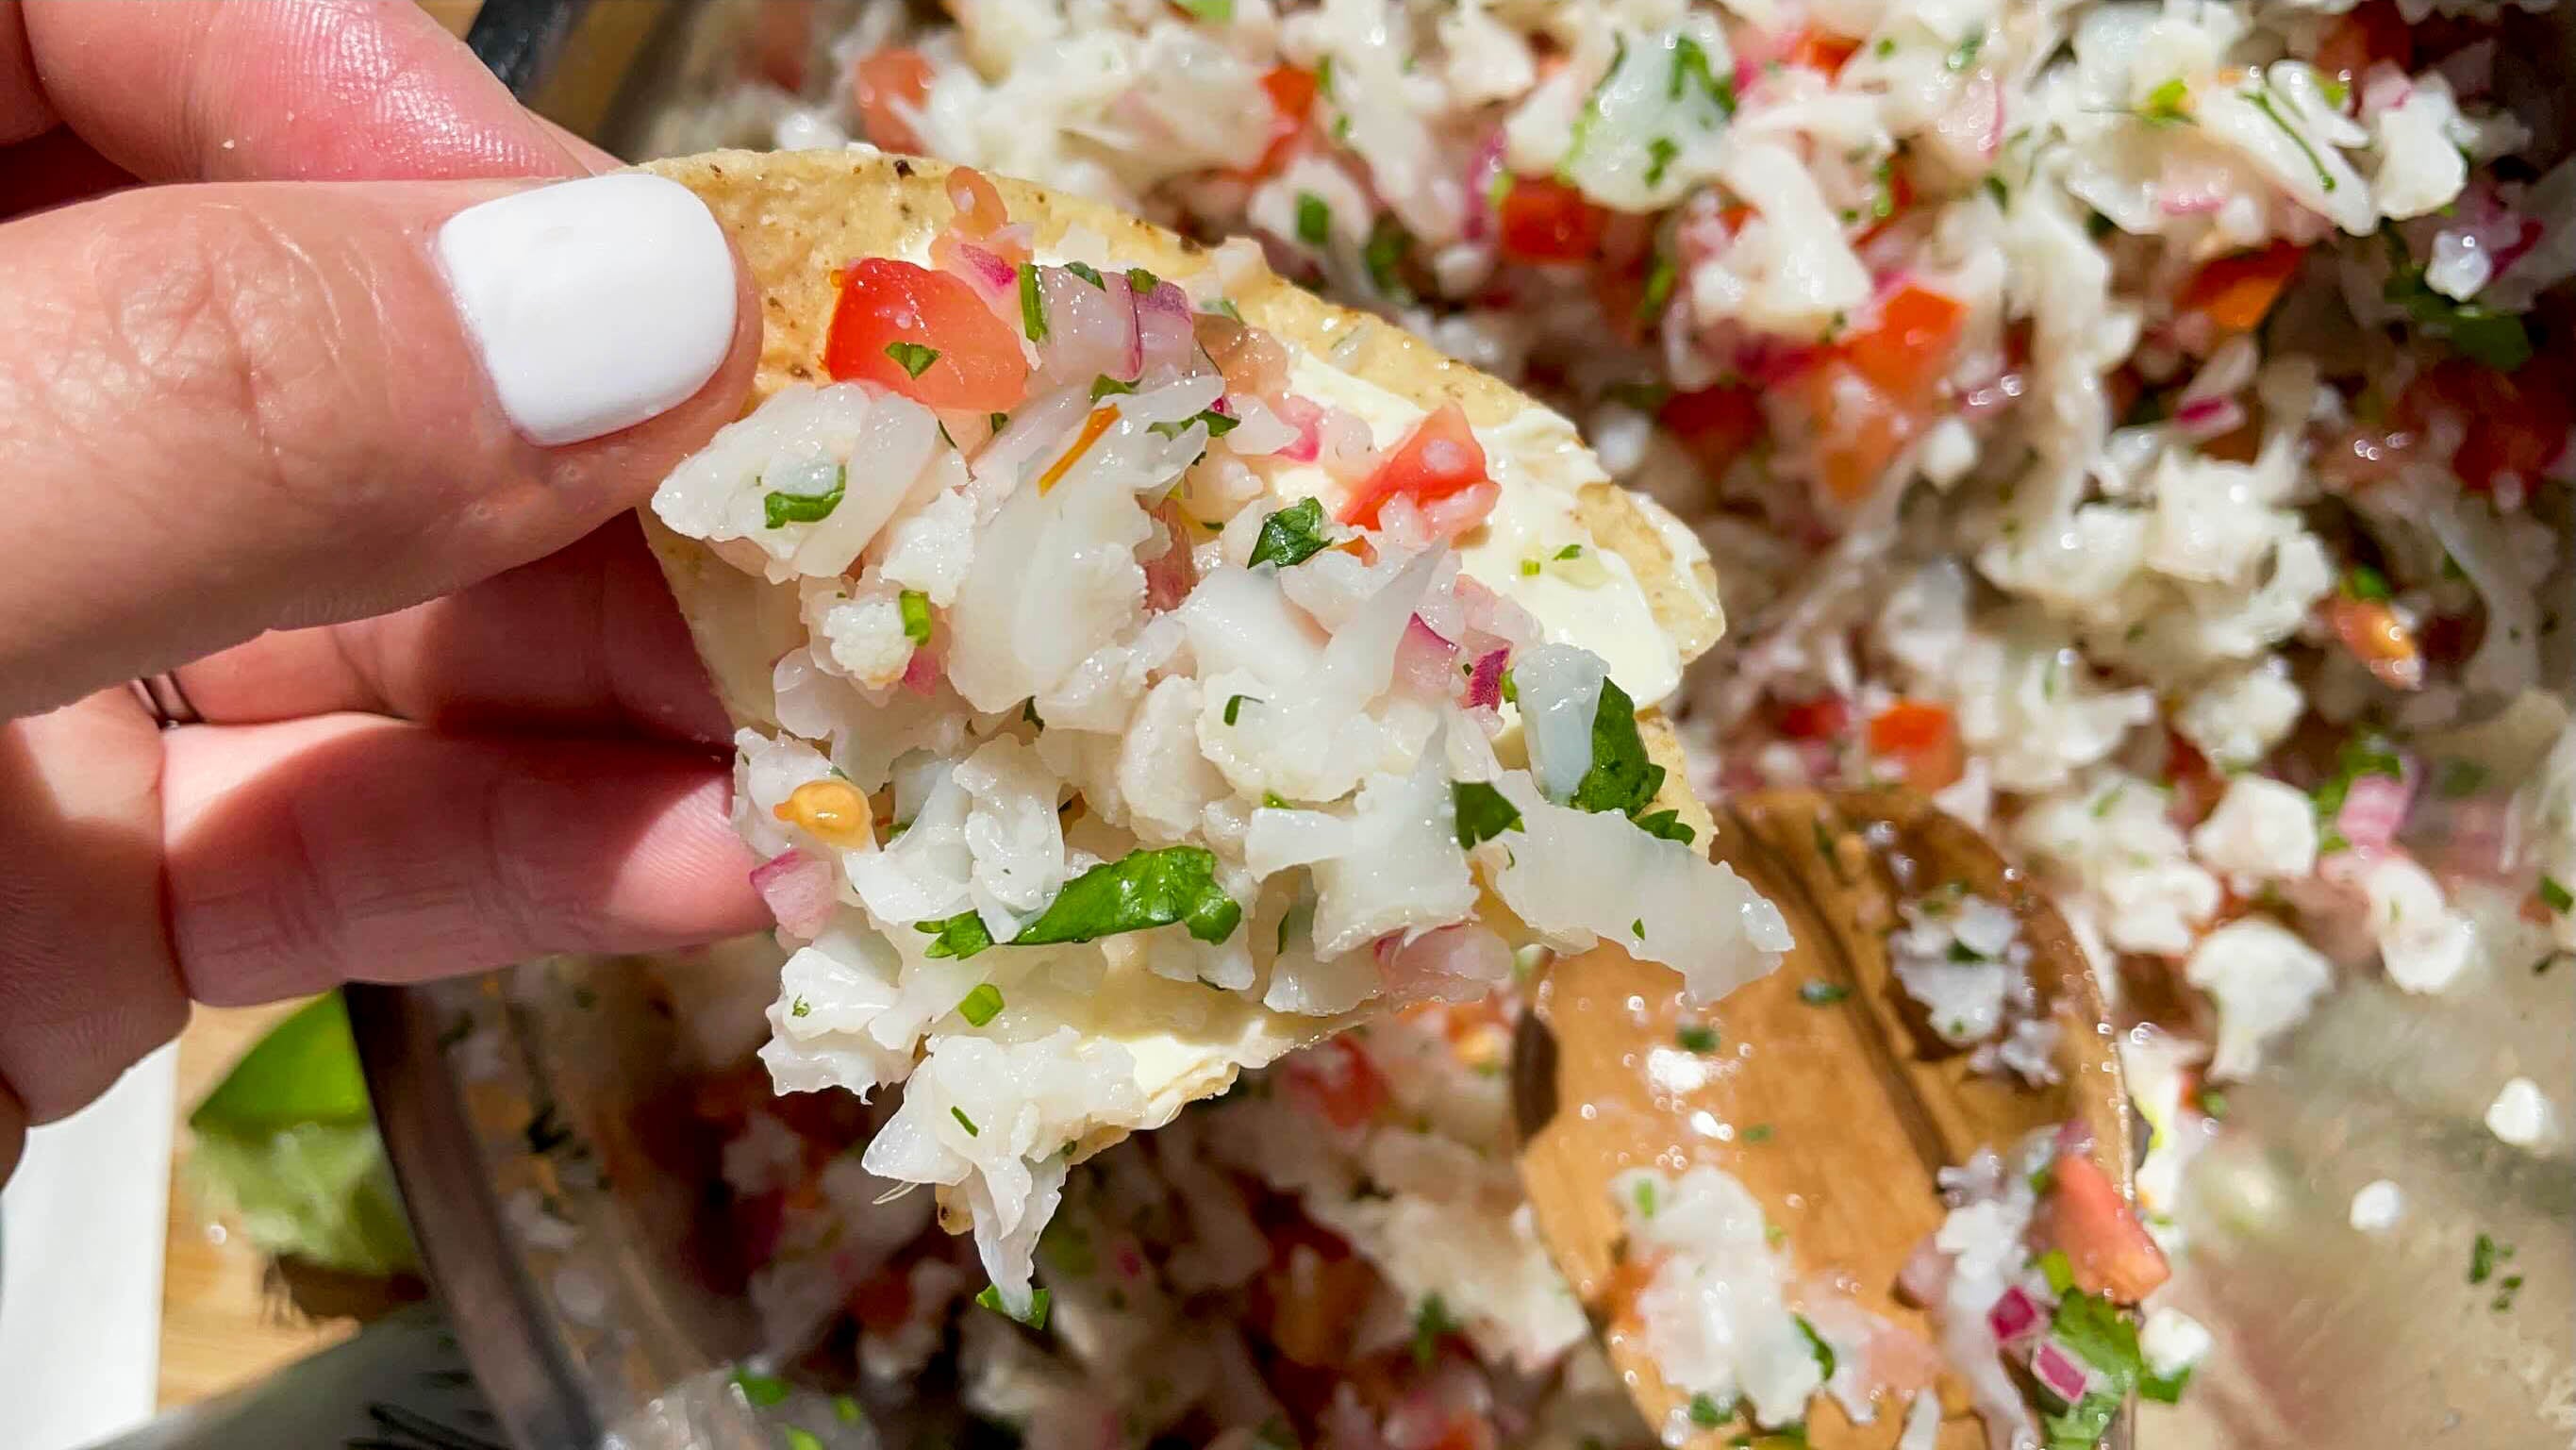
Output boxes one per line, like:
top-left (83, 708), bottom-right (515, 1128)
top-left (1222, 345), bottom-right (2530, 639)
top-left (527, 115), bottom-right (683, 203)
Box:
top-left (1284, 1036), bottom-right (1391, 1130)
top-left (1867, 698), bottom-right (1963, 792)
top-left (1841, 283), bottom-right (1969, 404)
top-left (825, 257), bottom-right (1029, 412)
top-left (2396, 355), bottom-right (2575, 496)
top-left (1785, 29), bottom-right (1862, 76)
top-left (2180, 242), bottom-right (2307, 334)
top-left (1777, 694), bottom-right (1851, 741)
top-left (851, 49), bottom-right (935, 153)
top-left (2046, 1153), bottom-right (2171, 1303)
top-left (1251, 66), bottom-right (1320, 176)
top-left (1338, 403), bottom-right (1490, 528)
top-left (1496, 176), bottom-right (1609, 263)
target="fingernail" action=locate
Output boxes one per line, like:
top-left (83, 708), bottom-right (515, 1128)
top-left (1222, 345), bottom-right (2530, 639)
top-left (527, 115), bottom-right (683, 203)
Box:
top-left (437, 173), bottom-right (738, 447)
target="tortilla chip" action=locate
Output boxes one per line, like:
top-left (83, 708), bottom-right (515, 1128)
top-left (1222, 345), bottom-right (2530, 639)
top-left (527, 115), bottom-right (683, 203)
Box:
top-left (632, 148), bottom-right (1727, 1121)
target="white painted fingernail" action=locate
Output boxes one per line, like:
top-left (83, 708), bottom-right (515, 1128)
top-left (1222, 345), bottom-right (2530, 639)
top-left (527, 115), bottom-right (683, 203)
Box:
top-left (437, 173), bottom-right (738, 447)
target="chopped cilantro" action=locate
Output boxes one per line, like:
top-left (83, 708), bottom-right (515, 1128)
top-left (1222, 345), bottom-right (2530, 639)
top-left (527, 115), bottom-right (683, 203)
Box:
top-left (1634, 1177), bottom-right (1658, 1218)
top-left (733, 1369), bottom-right (791, 1407)
top-left (1874, 37), bottom-right (1897, 58)
top-left (1262, 791), bottom-right (1292, 809)
top-left (1010, 844), bottom-right (1243, 948)
top-left (1363, 216), bottom-right (1414, 303)
top-left (762, 463), bottom-right (847, 528)
top-left (2038, 1248), bottom-right (2076, 1295)
top-left (2435, 758), bottom-right (2488, 798)
top-left (2381, 226), bottom-right (2533, 371)
top-left (2050, 1289), bottom-right (2147, 1394)
top-left (2141, 1367), bottom-right (2193, 1404)
top-left (884, 341), bottom-right (941, 378)
top-left (1410, 1294), bottom-right (1460, 1368)
top-left (918, 909), bottom-right (996, 960)
top-left (975, 1283), bottom-right (1052, 1328)
top-left (1224, 693), bottom-right (1256, 726)
top-left (1677, 1023), bottom-right (1720, 1052)
top-left (1126, 267), bottom-right (1162, 295)
top-left (785, 1430), bottom-right (823, 1450)
top-left (1741, 1124), bottom-right (1774, 1143)
top-left (2542, 876), bottom-right (2571, 914)
top-left (2342, 563), bottom-right (2392, 601)
top-left (989, 410), bottom-right (1010, 433)
top-left (1063, 259), bottom-right (1106, 289)
top-left (956, 983), bottom-right (1004, 1026)
top-left (834, 1393), bottom-right (866, 1425)
top-left (1983, 173), bottom-right (2010, 208)
top-left (1794, 1315), bottom-right (1837, 1380)
top-left (1946, 939), bottom-right (1988, 963)
top-left (1644, 134), bottom-right (1680, 188)
top-left (949, 1105), bottom-right (980, 1136)
top-left (1633, 808), bottom-right (1696, 845)
top-left (1669, 33), bottom-right (1737, 115)
top-left (2140, 76), bottom-right (2191, 125)
top-left (2201, 1088), bottom-right (2230, 1121)
top-left (1147, 408), bottom-right (1239, 441)
top-left (1452, 780), bottom-right (1524, 847)
top-left (2311, 731), bottom-right (2404, 825)
top-left (1204, 297), bottom-right (1243, 321)
top-left (1639, 242), bottom-right (1679, 320)
top-left (1687, 1393), bottom-right (1730, 1428)
top-left (1520, 558), bottom-right (1541, 576)
top-left (1294, 192), bottom-right (1333, 249)
top-left (1946, 28), bottom-right (1986, 72)
top-left (1632, 917), bottom-right (1646, 938)
top-left (1568, 676), bottom-right (1667, 820)
top-left (1090, 375), bottom-right (1139, 400)
top-left (2470, 1232), bottom-right (2512, 1283)
top-left (2244, 83), bottom-right (2335, 192)
top-left (899, 590), bottom-right (933, 645)
top-left (1798, 980), bottom-right (1850, 1006)
top-left (1554, 543), bottom-right (1584, 559)
top-left (1018, 262), bottom-right (1049, 342)
top-left (789, 996), bottom-right (811, 1019)
top-left (1249, 497), bottom-right (1332, 568)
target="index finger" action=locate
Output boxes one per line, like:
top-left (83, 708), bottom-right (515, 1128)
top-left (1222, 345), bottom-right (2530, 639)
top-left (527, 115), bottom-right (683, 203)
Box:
top-left (21, 0), bottom-right (615, 182)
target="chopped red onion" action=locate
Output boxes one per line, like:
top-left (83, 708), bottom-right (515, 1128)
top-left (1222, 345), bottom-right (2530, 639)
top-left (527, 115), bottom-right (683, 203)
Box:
top-left (900, 646), bottom-right (941, 696)
top-left (2173, 394), bottom-right (2247, 441)
top-left (1987, 1285), bottom-right (2043, 1343)
top-left (750, 849), bottom-right (838, 939)
top-left (2030, 1341), bottom-right (2095, 1405)
top-left (1463, 648), bottom-right (1509, 710)
top-left (1895, 1237), bottom-right (1952, 1305)
top-left (1272, 393), bottom-right (1326, 462)
top-left (2335, 769), bottom-right (2417, 855)
top-left (1143, 498), bottom-right (1200, 614)
top-left (1397, 614), bottom-right (1462, 696)
top-left (1462, 129), bottom-right (1507, 245)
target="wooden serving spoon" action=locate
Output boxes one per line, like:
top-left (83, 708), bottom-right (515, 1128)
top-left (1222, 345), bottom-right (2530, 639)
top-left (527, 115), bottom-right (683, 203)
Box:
top-left (1512, 788), bottom-right (2136, 1449)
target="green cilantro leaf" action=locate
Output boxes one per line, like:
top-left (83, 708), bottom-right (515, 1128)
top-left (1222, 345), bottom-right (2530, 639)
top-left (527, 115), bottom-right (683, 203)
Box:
top-left (1452, 780), bottom-right (1524, 847)
top-left (1798, 980), bottom-right (1849, 1006)
top-left (2381, 227), bottom-right (2533, 371)
top-left (1126, 267), bottom-right (1162, 295)
top-left (1633, 808), bottom-right (1696, 845)
top-left (1147, 408), bottom-right (1240, 440)
top-left (1794, 1314), bottom-right (1837, 1380)
top-left (1294, 192), bottom-right (1333, 249)
top-left (899, 589), bottom-right (933, 645)
top-left (732, 1369), bottom-right (791, 1408)
top-left (2342, 563), bottom-right (2392, 601)
top-left (917, 910), bottom-right (996, 960)
top-left (1946, 29), bottom-right (1985, 72)
top-left (974, 1283), bottom-right (1052, 1328)
top-left (1010, 844), bottom-right (1244, 949)
top-left (950, 1105), bottom-right (980, 1137)
top-left (1063, 259), bottom-right (1106, 289)
top-left (1090, 375), bottom-right (1139, 400)
top-left (1677, 1023), bottom-right (1719, 1052)
top-left (1248, 497), bottom-right (1332, 568)
top-left (884, 341), bottom-right (941, 378)
top-left (1410, 1293), bottom-right (1460, 1368)
top-left (1363, 216), bottom-right (1414, 304)
top-left (2542, 876), bottom-right (2571, 914)
top-left (1569, 676), bottom-right (1664, 816)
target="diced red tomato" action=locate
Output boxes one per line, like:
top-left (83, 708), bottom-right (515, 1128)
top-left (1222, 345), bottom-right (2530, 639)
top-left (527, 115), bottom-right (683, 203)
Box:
top-left (2325, 594), bottom-right (2425, 691)
top-left (1805, 362), bottom-right (1908, 503)
top-left (2044, 1153), bottom-right (2171, 1303)
top-left (825, 257), bottom-right (1030, 412)
top-left (1284, 1036), bottom-right (1391, 1129)
top-left (1784, 30), bottom-right (1862, 77)
top-left (2395, 355), bottom-right (2576, 496)
top-left (2179, 242), bottom-right (2308, 334)
top-left (1777, 694), bottom-right (1851, 741)
top-left (1421, 1413), bottom-right (1499, 1450)
top-left (850, 48), bottom-right (935, 153)
top-left (1250, 66), bottom-right (1320, 176)
top-left (1496, 176), bottom-right (1609, 263)
top-left (2314, 0), bottom-right (2413, 86)
top-left (1338, 403), bottom-right (1489, 528)
top-left (1867, 699), bottom-right (1963, 792)
top-left (944, 165), bottom-right (1010, 237)
top-left (1658, 383), bottom-right (1767, 475)
top-left (1841, 283), bottom-right (1969, 405)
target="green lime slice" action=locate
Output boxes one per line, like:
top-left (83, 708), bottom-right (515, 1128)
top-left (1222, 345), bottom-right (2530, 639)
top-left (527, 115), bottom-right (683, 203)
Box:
top-left (190, 992), bottom-right (374, 1137)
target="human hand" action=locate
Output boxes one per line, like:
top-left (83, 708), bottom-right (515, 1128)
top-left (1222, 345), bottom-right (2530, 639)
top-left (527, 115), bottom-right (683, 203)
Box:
top-left (0, 0), bottom-right (775, 1180)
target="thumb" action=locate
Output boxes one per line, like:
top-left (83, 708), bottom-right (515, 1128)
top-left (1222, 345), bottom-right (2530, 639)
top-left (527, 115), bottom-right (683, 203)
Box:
top-left (0, 171), bottom-right (756, 718)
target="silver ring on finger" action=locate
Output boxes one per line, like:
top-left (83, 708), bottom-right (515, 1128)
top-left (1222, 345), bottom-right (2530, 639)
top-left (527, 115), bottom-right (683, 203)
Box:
top-left (129, 673), bottom-right (200, 729)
